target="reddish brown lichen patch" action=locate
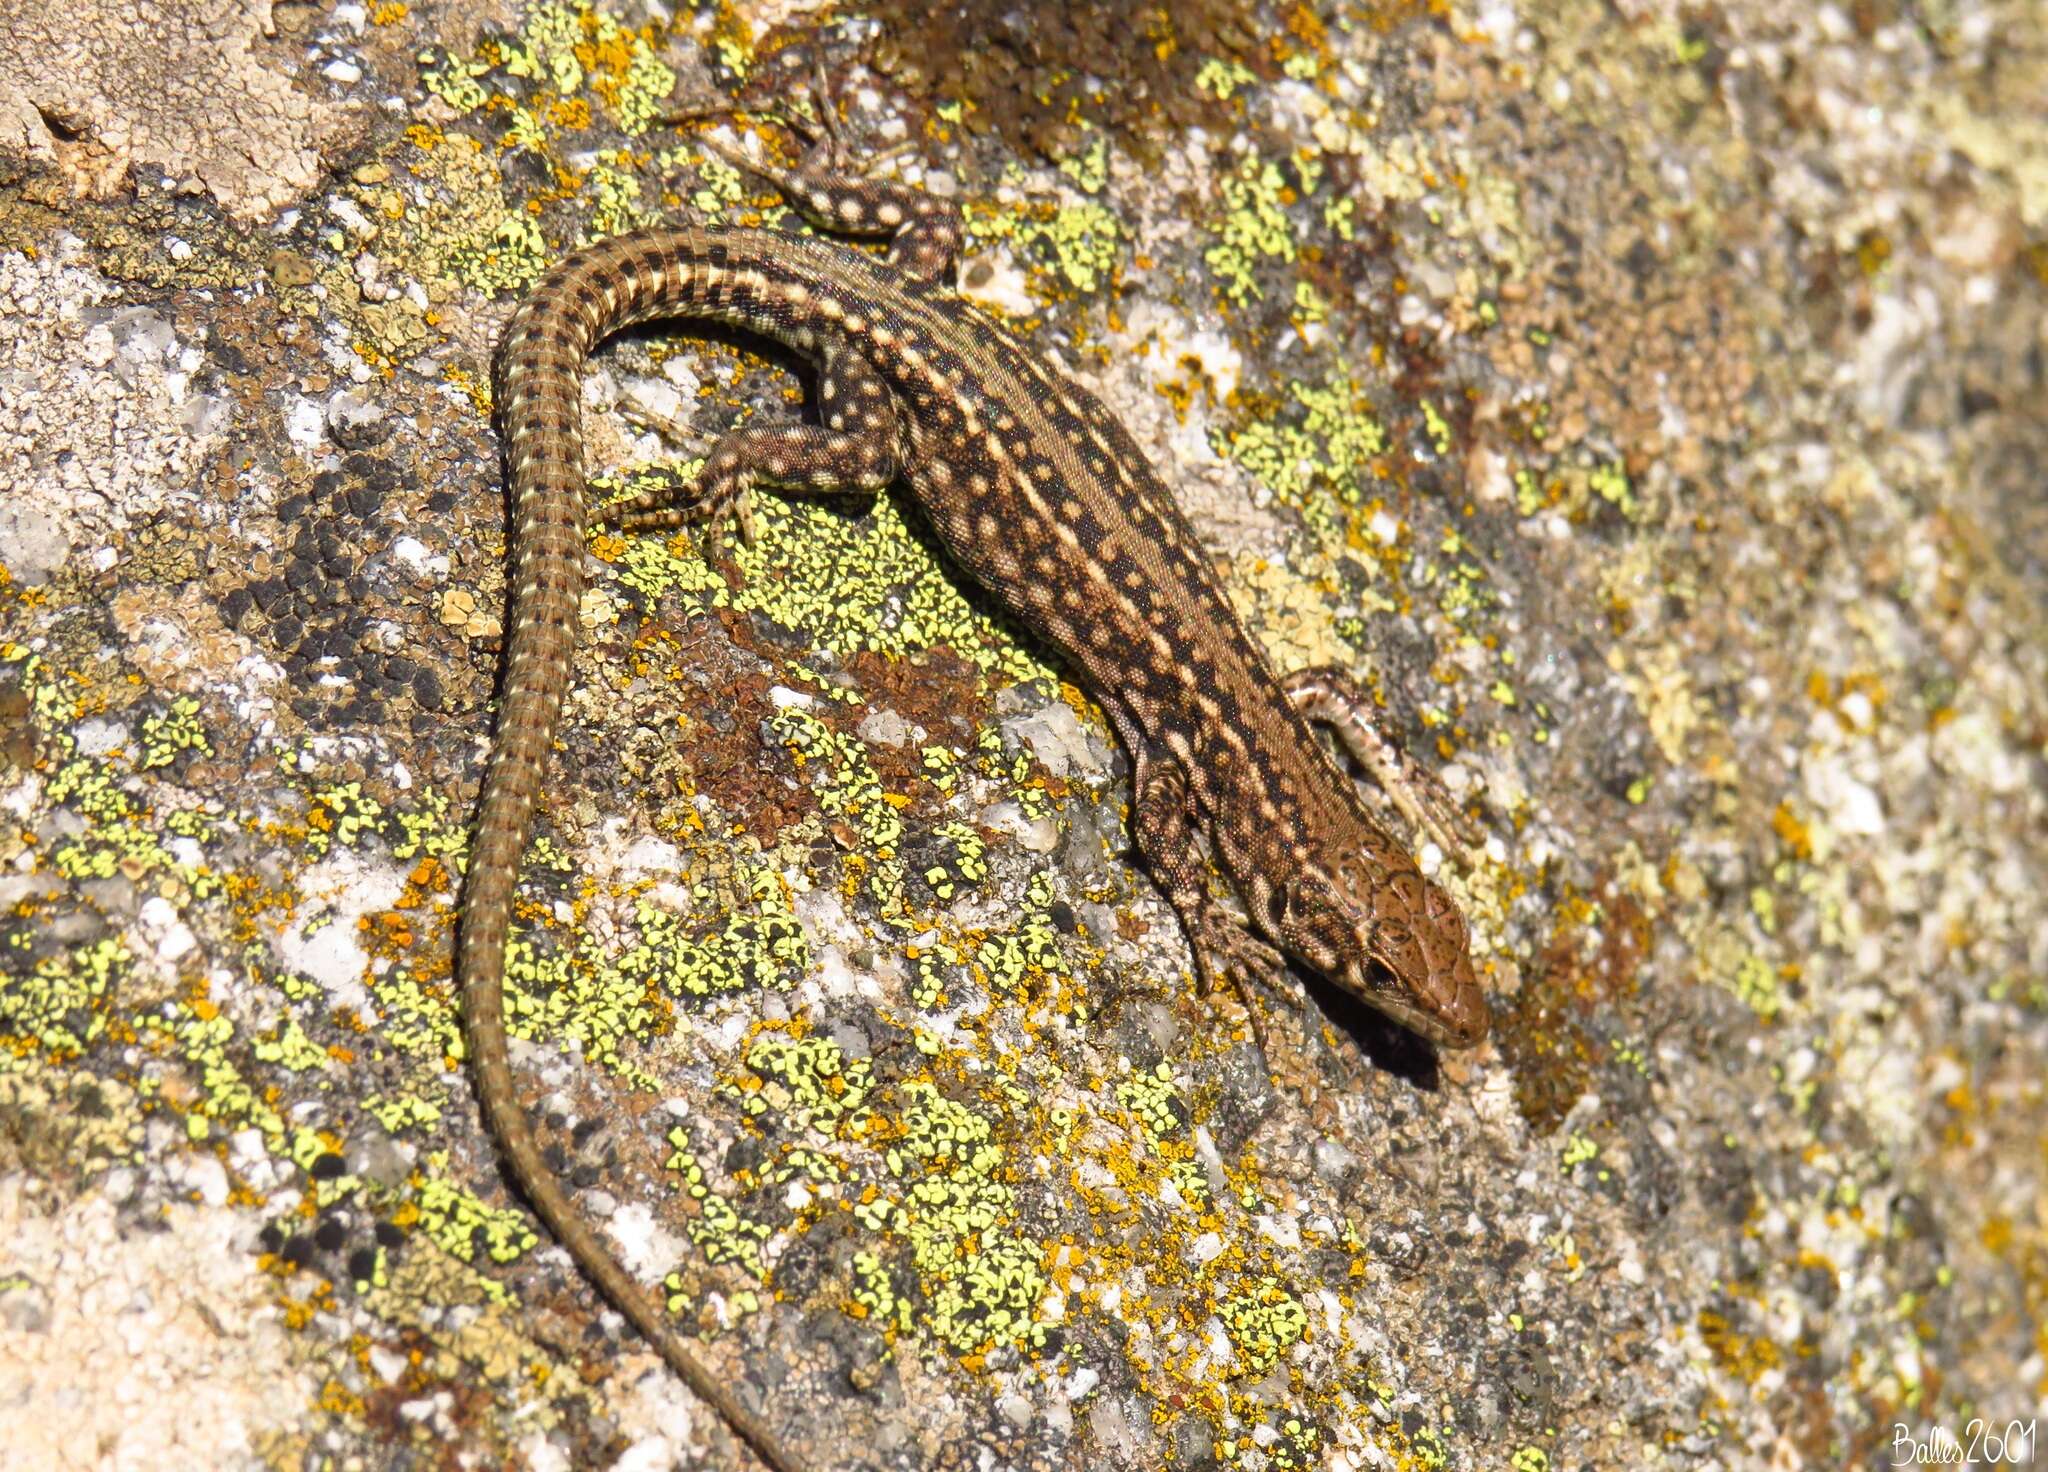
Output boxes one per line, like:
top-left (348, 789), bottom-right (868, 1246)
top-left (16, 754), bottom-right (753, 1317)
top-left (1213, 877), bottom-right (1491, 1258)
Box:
top-left (1496, 880), bottom-right (1653, 1134)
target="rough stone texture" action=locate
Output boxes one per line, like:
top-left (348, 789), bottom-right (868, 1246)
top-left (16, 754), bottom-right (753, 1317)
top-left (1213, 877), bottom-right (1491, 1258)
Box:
top-left (1, 2), bottom-right (2043, 1471)
top-left (0, 0), bottom-right (342, 220)
top-left (0, 242), bottom-right (230, 581)
top-left (0, 1173), bottom-right (317, 1469)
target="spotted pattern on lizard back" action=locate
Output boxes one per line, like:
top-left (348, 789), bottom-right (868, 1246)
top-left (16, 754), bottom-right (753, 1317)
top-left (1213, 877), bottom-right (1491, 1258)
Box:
top-left (463, 120), bottom-right (1488, 1472)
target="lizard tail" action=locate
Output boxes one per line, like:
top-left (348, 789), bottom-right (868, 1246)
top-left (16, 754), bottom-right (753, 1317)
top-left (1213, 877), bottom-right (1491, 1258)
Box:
top-left (462, 261), bottom-right (799, 1472)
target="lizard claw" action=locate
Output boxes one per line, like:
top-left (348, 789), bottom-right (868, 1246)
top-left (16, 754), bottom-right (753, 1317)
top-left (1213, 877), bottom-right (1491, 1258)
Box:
top-left (672, 59), bottom-right (916, 205)
top-left (1188, 913), bottom-right (1294, 1058)
top-left (594, 399), bottom-right (759, 549)
top-left (691, 131), bottom-right (797, 196)
top-left (729, 490), bottom-right (759, 549)
top-left (661, 54), bottom-right (832, 149)
top-left (597, 471), bottom-right (756, 551)
top-left (1401, 773), bottom-right (1484, 865)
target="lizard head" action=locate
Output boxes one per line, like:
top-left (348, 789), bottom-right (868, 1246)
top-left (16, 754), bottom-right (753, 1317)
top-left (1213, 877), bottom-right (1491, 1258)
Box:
top-left (1279, 858), bottom-right (1489, 1049)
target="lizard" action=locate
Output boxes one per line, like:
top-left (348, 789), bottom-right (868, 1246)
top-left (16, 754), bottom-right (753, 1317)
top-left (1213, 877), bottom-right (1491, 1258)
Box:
top-left (462, 74), bottom-right (1490, 1472)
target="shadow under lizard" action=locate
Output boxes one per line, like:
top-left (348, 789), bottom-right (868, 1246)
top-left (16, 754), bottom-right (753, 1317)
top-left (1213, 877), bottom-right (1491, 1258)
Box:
top-left (463, 97), bottom-right (1489, 1472)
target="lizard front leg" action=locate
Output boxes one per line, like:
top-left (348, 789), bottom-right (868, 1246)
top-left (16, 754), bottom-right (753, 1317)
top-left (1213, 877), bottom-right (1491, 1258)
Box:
top-left (1280, 664), bottom-right (1481, 859)
top-left (1128, 748), bottom-right (1292, 1054)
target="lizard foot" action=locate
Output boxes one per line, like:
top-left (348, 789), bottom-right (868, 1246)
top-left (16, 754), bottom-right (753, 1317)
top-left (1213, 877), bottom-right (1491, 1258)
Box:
top-left (602, 477), bottom-right (758, 548)
top-left (1187, 911), bottom-right (1298, 1059)
top-left (592, 423), bottom-right (762, 548)
top-left (672, 57), bottom-right (911, 195)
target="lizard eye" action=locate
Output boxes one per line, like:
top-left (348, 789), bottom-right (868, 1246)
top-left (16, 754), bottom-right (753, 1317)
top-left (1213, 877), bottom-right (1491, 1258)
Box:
top-left (1370, 917), bottom-right (1415, 969)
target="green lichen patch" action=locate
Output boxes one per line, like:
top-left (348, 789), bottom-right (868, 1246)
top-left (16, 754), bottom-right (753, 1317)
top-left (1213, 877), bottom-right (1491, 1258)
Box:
top-left (252, 1016), bottom-right (330, 1073)
top-left (462, 855), bottom-right (812, 1084)
top-left (965, 195), bottom-right (1126, 297)
top-left (769, 706), bottom-right (904, 858)
top-left (1056, 133), bottom-right (1110, 195)
top-left (1113, 1061), bottom-right (1184, 1143)
top-left (1214, 371), bottom-right (1390, 536)
top-left (422, 0), bottom-right (678, 140)
top-left (698, 1027), bottom-right (1058, 1362)
top-left (1218, 1276), bottom-right (1309, 1375)
top-left (594, 475), bottom-right (1055, 689)
top-left (1205, 154), bottom-right (1301, 306)
top-left (365, 1092), bottom-right (444, 1133)
top-left (143, 1000), bottom-right (285, 1143)
top-left (663, 1124), bottom-right (774, 1284)
top-left (970, 898), bottom-right (1071, 994)
top-left (380, 131), bottom-right (552, 301)
top-left (325, 3), bottom-right (694, 332)
top-left (907, 819), bottom-right (988, 903)
top-left (613, 871), bottom-right (809, 1002)
top-left (742, 1031), bottom-right (875, 1132)
top-left (852, 1075), bottom-right (1051, 1357)
top-left (308, 781), bottom-right (387, 855)
top-left (1511, 453), bottom-right (1646, 527)
top-left (1195, 58), bottom-right (1257, 102)
top-left (0, 936), bottom-right (128, 1062)
top-left (138, 696), bottom-right (211, 769)
top-left (500, 926), bottom-right (667, 1076)
top-left (393, 0), bottom-right (687, 308)
top-left (365, 965), bottom-right (465, 1062)
top-left (41, 752), bottom-right (221, 895)
top-left (416, 1176), bottom-right (541, 1267)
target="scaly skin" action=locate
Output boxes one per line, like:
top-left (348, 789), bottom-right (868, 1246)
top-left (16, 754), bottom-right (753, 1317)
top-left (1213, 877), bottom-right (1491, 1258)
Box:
top-left (463, 125), bottom-right (1487, 1472)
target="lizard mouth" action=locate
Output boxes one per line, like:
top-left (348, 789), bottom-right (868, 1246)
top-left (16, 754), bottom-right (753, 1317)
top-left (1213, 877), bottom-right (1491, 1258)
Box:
top-left (1344, 959), bottom-right (1491, 1050)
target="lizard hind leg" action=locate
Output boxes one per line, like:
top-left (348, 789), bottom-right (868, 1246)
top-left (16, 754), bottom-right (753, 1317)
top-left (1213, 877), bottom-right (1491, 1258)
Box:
top-left (596, 339), bottom-right (901, 545)
top-left (681, 62), bottom-right (963, 283)
top-left (598, 398), bottom-right (758, 545)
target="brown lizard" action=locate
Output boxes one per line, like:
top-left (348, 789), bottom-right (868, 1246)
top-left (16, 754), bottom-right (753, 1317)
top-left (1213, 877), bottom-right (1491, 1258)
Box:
top-left (462, 81), bottom-right (1488, 1472)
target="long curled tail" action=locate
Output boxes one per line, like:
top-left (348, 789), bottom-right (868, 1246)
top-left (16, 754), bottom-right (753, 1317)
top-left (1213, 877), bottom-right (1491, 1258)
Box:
top-left (461, 242), bottom-right (798, 1472)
